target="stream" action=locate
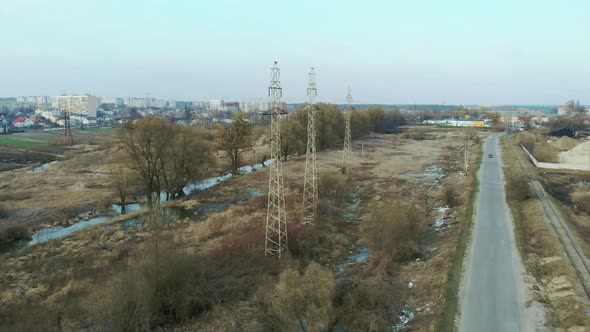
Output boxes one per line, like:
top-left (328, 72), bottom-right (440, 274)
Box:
top-left (1, 160), bottom-right (272, 254)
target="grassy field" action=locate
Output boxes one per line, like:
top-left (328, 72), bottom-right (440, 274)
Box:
top-left (0, 136), bottom-right (45, 147)
top-left (0, 128), bottom-right (118, 148)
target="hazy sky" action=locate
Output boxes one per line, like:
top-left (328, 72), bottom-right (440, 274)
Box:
top-left (1, 0), bottom-right (589, 104)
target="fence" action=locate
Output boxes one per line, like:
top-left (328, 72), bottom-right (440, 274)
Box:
top-left (521, 146), bottom-right (590, 171)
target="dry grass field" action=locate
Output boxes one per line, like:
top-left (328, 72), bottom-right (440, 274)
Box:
top-left (0, 127), bottom-right (485, 330)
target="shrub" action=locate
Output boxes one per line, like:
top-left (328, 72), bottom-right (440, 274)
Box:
top-left (443, 185), bottom-right (460, 208)
top-left (333, 277), bottom-right (403, 330)
top-left (506, 174), bottom-right (531, 202)
top-left (573, 195), bottom-right (590, 215)
top-left (518, 132), bottom-right (536, 152)
top-left (532, 143), bottom-right (559, 162)
top-left (63, 151), bottom-right (76, 160)
top-left (87, 247), bottom-right (214, 330)
top-left (287, 221), bottom-right (318, 258)
top-left (318, 172), bottom-right (353, 200)
top-left (0, 224), bottom-right (32, 244)
top-left (361, 202), bottom-right (426, 262)
top-left (271, 262), bottom-right (336, 331)
top-left (0, 203), bottom-right (7, 218)
top-left (406, 128), bottom-right (427, 140)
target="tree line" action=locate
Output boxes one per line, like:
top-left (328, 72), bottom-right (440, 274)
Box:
top-left (279, 104), bottom-right (405, 160)
top-left (114, 106), bottom-right (405, 205)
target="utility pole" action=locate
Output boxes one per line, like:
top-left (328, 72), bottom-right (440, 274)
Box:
top-left (464, 135), bottom-right (469, 173)
top-left (361, 143), bottom-right (364, 160)
top-left (342, 86), bottom-right (353, 173)
top-left (265, 61), bottom-right (288, 257)
top-left (302, 67), bottom-right (318, 224)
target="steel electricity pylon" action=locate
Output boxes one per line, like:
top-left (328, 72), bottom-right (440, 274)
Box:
top-left (342, 86), bottom-right (353, 173)
top-left (302, 67), bottom-right (318, 224)
top-left (63, 103), bottom-right (73, 146)
top-left (265, 61), bottom-right (288, 257)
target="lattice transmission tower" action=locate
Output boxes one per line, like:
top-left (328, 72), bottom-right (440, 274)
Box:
top-left (302, 67), bottom-right (318, 224)
top-left (265, 61), bottom-right (288, 257)
top-left (63, 104), bottom-right (73, 146)
top-left (342, 86), bottom-right (353, 173)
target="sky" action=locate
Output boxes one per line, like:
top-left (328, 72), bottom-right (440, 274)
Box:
top-left (1, 0), bottom-right (590, 104)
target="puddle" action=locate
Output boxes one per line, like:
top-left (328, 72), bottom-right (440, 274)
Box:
top-left (433, 206), bottom-right (450, 232)
top-left (2, 216), bottom-right (112, 252)
top-left (401, 165), bottom-right (446, 187)
top-left (393, 310), bottom-right (415, 330)
top-left (338, 246), bottom-right (371, 273)
top-left (343, 186), bottom-right (363, 221)
top-left (177, 160), bottom-right (271, 199)
top-left (29, 217), bottom-right (111, 245)
top-left (27, 161), bottom-right (57, 173)
top-left (84, 172), bottom-right (106, 176)
top-left (112, 203), bottom-right (141, 215)
top-left (171, 187), bottom-right (264, 220)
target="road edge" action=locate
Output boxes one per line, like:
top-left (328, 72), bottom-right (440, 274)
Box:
top-left (440, 138), bottom-right (484, 332)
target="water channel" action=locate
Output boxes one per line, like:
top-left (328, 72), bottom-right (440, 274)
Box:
top-left (1, 160), bottom-right (272, 254)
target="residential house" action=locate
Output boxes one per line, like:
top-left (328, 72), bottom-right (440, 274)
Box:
top-left (11, 117), bottom-right (35, 128)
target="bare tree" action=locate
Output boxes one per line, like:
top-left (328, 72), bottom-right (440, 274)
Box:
top-left (118, 117), bottom-right (175, 206)
top-left (118, 117), bottom-right (215, 205)
top-left (218, 112), bottom-right (253, 173)
top-left (166, 126), bottom-right (215, 198)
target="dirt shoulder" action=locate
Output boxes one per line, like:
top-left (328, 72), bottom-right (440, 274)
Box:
top-left (501, 134), bottom-right (590, 330)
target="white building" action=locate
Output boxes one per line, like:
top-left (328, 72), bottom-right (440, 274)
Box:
top-left (124, 97), bottom-right (153, 108)
top-left (100, 97), bottom-right (124, 106)
top-left (35, 108), bottom-right (62, 123)
top-left (52, 94), bottom-right (98, 117)
top-left (240, 100), bottom-right (271, 113)
top-left (209, 100), bottom-right (224, 111)
top-left (16, 96), bottom-right (51, 104)
top-left (36, 96), bottom-right (51, 104)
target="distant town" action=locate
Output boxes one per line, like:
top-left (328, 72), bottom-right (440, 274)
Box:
top-left (0, 94), bottom-right (587, 134)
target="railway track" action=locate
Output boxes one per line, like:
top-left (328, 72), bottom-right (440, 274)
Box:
top-left (506, 133), bottom-right (590, 298)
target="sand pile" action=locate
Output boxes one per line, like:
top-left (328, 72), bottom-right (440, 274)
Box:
top-left (559, 140), bottom-right (590, 164)
top-left (553, 136), bottom-right (578, 151)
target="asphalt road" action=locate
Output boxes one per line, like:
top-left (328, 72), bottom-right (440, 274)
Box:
top-left (459, 133), bottom-right (524, 332)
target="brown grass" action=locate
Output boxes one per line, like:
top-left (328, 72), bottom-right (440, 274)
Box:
top-left (502, 135), bottom-right (590, 329)
top-left (532, 143), bottom-right (559, 162)
top-left (362, 202), bottom-right (426, 263)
